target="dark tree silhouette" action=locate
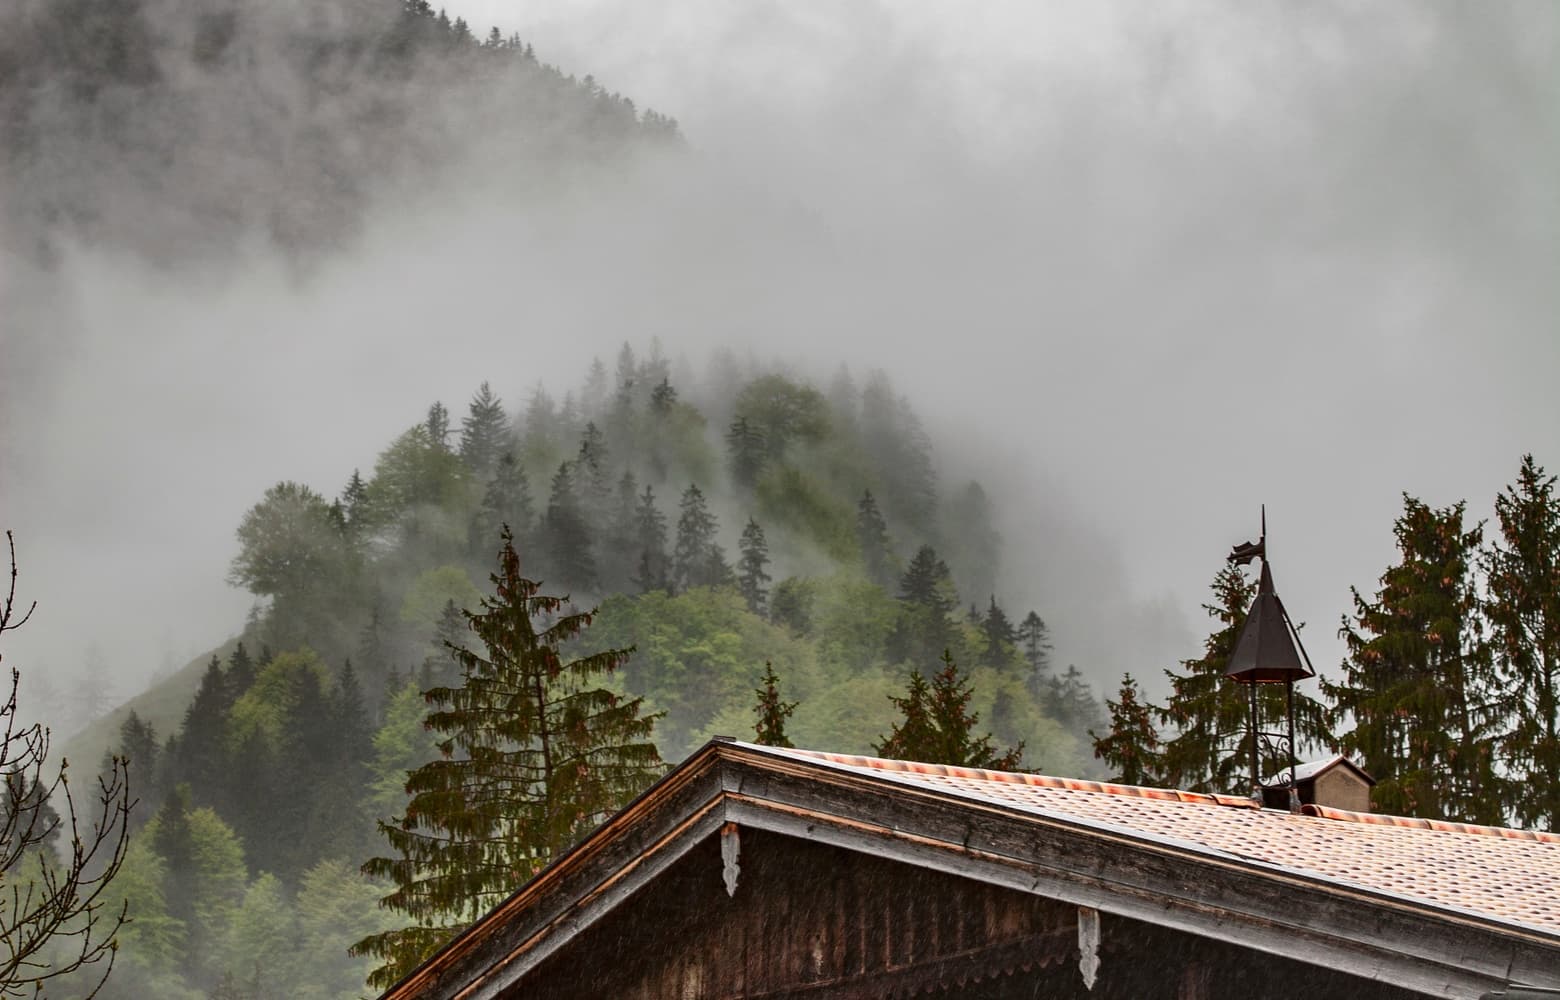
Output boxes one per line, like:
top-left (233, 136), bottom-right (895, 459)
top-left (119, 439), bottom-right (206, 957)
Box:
top-left (875, 651), bottom-right (1023, 770)
top-left (752, 662), bottom-right (797, 749)
top-left (1091, 674), bottom-right (1164, 786)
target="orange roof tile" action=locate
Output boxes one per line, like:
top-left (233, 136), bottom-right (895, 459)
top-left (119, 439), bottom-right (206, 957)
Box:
top-left (750, 744), bottom-right (1560, 937)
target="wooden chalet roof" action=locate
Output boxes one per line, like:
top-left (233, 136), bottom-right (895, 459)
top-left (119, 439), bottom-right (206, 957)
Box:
top-left (766, 746), bottom-right (1560, 936)
top-left (382, 739), bottom-right (1560, 1000)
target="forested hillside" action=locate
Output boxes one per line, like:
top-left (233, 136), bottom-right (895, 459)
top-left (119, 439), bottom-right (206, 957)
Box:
top-left (0, 0), bottom-right (677, 264)
top-left (71, 348), bottom-right (1104, 997)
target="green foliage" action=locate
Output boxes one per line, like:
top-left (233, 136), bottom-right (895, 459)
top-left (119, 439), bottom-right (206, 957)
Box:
top-left (226, 651), bottom-right (332, 755)
top-left (753, 662), bottom-right (797, 748)
top-left (458, 382), bottom-right (509, 479)
top-left (1091, 674), bottom-right (1163, 786)
top-left (1485, 455), bottom-right (1560, 831)
top-left (366, 682), bottom-right (441, 825)
top-left (397, 565), bottom-right (481, 634)
top-left (733, 375), bottom-right (830, 464)
top-left (355, 529), bottom-right (663, 989)
top-left (754, 465), bottom-right (858, 562)
top-left (875, 651), bottom-right (1023, 770)
top-left (737, 519), bottom-right (772, 616)
top-left (591, 587), bottom-right (816, 758)
top-left (1324, 496), bottom-right (1501, 823)
top-left (365, 424), bottom-right (472, 531)
top-left (672, 484), bottom-right (731, 591)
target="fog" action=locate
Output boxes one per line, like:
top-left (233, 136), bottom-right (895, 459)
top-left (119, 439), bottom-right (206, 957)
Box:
top-left (2, 1), bottom-right (1555, 724)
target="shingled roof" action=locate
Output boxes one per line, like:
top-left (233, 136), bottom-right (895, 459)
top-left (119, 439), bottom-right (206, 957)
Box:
top-left (382, 739), bottom-right (1560, 1000)
top-left (760, 745), bottom-right (1560, 937)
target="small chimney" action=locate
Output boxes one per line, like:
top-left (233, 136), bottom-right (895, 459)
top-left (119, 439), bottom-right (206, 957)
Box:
top-left (1261, 756), bottom-right (1375, 813)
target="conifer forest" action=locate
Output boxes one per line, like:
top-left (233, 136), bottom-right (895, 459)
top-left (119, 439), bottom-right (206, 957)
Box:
top-left (1, 0), bottom-right (1554, 996)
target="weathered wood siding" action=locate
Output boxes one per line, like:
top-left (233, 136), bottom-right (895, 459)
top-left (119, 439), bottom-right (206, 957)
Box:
top-left (516, 827), bottom-right (1071, 999)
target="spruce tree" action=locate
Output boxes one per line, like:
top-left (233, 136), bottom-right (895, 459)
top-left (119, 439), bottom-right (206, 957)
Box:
top-left (473, 452), bottom-right (533, 560)
top-left (725, 417), bottom-right (767, 490)
top-left (632, 485), bottom-right (670, 593)
top-left (1046, 665), bottom-right (1106, 739)
top-left (424, 401), bottom-right (450, 451)
top-left (855, 490), bottom-right (894, 589)
top-left (737, 518), bottom-right (772, 616)
top-left (1156, 565), bottom-right (1329, 795)
top-left (1017, 611), bottom-right (1053, 695)
top-left (753, 662), bottom-right (797, 748)
top-left (1091, 674), bottom-right (1163, 786)
top-left (887, 545), bottom-right (959, 667)
top-left (876, 651), bottom-right (1023, 770)
top-left (540, 463), bottom-right (596, 590)
top-left (1324, 496), bottom-right (1501, 823)
top-left (458, 382), bottom-right (509, 478)
top-left (673, 484), bottom-right (726, 591)
top-left (354, 529), bottom-right (662, 989)
top-left (979, 596), bottom-right (1017, 669)
top-left (1485, 455), bottom-right (1560, 830)
top-left (340, 470), bottom-right (370, 536)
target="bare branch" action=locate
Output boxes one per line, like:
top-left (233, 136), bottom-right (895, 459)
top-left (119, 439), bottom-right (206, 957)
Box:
top-left (0, 532), bottom-right (131, 998)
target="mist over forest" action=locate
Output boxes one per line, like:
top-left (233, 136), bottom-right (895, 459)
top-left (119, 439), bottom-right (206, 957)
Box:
top-left (0, 0), bottom-right (1556, 994)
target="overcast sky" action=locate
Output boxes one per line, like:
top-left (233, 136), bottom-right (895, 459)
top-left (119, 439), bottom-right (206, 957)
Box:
top-left (3, 1), bottom-right (1556, 720)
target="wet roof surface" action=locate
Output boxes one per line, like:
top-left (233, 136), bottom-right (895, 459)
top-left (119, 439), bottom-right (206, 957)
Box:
top-left (746, 744), bottom-right (1560, 937)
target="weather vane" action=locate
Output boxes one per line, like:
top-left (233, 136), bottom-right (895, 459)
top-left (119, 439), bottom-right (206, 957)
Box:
top-left (1224, 506), bottom-right (1315, 811)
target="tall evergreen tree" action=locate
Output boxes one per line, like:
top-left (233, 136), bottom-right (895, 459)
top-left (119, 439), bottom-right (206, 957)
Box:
top-left (424, 401), bottom-right (451, 452)
top-left (725, 417), bottom-right (767, 490)
top-left (673, 484), bottom-right (728, 591)
top-left (354, 529), bottom-right (662, 989)
top-left (887, 545), bottom-right (959, 666)
top-left (539, 463), bottom-right (596, 590)
top-left (473, 451), bottom-right (533, 557)
top-left (168, 656), bottom-right (230, 804)
top-left (458, 381), bottom-right (508, 478)
top-left (752, 662), bottom-right (797, 749)
top-left (1154, 566), bottom-right (1258, 794)
top-left (737, 518), bottom-right (772, 616)
top-left (632, 485), bottom-right (670, 593)
top-left (1156, 565), bottom-right (1330, 796)
top-left (339, 469), bottom-right (370, 537)
top-left (1091, 674), bottom-right (1164, 786)
top-left (1040, 665), bottom-right (1106, 745)
top-left (1484, 455), bottom-right (1560, 830)
top-left (979, 595), bottom-right (1017, 669)
top-left (1017, 611), bottom-right (1053, 695)
top-left (1324, 497), bottom-right (1501, 823)
top-left (855, 490), bottom-right (894, 589)
top-left (875, 651), bottom-right (1023, 770)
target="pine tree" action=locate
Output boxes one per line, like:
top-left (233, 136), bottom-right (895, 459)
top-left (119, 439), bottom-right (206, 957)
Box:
top-left (539, 463), bottom-right (596, 590)
top-left (1017, 611), bottom-right (1052, 695)
top-left (458, 381), bottom-right (508, 478)
top-left (1485, 455), bottom-right (1560, 830)
top-left (574, 422), bottom-right (612, 528)
top-left (1091, 674), bottom-right (1163, 786)
top-left (1323, 497), bottom-right (1502, 823)
top-left (354, 529), bottom-right (663, 989)
top-left (753, 662), bottom-right (797, 748)
top-left (887, 545), bottom-right (959, 667)
top-left (725, 417), bottom-right (767, 490)
top-left (673, 484), bottom-right (727, 591)
top-left (424, 401), bottom-right (451, 451)
top-left (1154, 566), bottom-right (1257, 794)
top-left (979, 596), bottom-right (1017, 669)
top-left (167, 656), bottom-right (230, 803)
top-left (340, 470), bottom-right (370, 536)
top-left (473, 451), bottom-right (533, 557)
top-left (737, 518), bottom-right (771, 616)
top-left (875, 651), bottom-right (1023, 769)
top-left (855, 490), bottom-right (894, 589)
top-left (632, 485), bottom-right (670, 593)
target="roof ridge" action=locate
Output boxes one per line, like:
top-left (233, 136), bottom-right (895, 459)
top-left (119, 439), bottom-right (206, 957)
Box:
top-left (772, 746), bottom-right (1259, 810)
top-left (1301, 803), bottom-right (1560, 843)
